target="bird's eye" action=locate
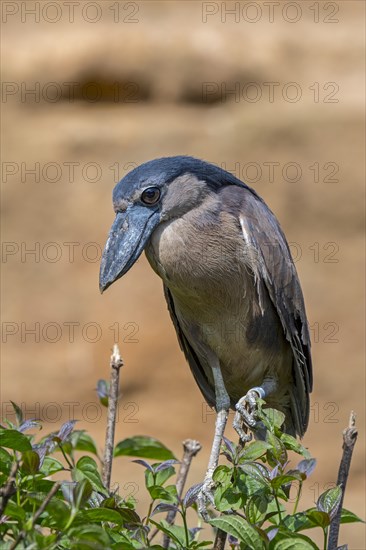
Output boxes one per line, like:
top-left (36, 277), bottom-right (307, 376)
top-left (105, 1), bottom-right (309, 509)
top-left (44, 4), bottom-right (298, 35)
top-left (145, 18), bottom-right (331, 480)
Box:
top-left (141, 187), bottom-right (161, 205)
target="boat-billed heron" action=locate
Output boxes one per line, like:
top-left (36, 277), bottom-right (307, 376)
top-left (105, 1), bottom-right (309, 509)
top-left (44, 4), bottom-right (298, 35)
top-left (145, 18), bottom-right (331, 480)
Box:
top-left (99, 156), bottom-right (312, 514)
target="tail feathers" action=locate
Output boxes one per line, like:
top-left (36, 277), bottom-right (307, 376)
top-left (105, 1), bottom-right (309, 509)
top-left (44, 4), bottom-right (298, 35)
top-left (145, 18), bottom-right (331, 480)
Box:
top-left (289, 390), bottom-right (307, 438)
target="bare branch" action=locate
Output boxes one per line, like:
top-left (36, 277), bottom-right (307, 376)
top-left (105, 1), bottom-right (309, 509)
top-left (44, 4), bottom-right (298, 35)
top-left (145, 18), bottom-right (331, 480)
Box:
top-left (162, 439), bottom-right (202, 549)
top-left (102, 344), bottom-right (124, 490)
top-left (327, 411), bottom-right (358, 550)
top-left (176, 439), bottom-right (202, 499)
top-left (213, 528), bottom-right (228, 550)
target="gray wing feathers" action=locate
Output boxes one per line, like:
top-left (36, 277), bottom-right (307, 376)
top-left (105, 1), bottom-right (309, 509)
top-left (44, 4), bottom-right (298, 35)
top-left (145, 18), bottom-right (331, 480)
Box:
top-left (163, 285), bottom-right (216, 408)
top-left (239, 195), bottom-right (312, 436)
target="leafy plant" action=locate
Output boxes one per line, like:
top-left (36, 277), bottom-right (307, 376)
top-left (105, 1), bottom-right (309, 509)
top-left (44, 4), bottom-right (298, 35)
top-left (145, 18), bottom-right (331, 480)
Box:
top-left (0, 392), bottom-right (363, 549)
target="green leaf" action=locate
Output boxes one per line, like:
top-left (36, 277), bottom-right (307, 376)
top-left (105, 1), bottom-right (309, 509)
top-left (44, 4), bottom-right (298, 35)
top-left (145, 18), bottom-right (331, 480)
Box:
top-left (71, 430), bottom-right (98, 456)
top-left (306, 509), bottom-right (330, 529)
top-left (117, 506), bottom-right (141, 526)
top-left (157, 522), bottom-right (187, 547)
top-left (114, 436), bottom-right (176, 460)
top-left (246, 494), bottom-right (269, 524)
top-left (0, 447), bottom-right (12, 474)
top-left (214, 486), bottom-right (243, 512)
top-left (40, 456), bottom-right (65, 475)
top-left (21, 450), bottom-right (40, 474)
top-left (73, 456), bottom-right (106, 494)
top-left (30, 478), bottom-right (56, 495)
top-left (102, 495), bottom-right (117, 508)
top-left (82, 507), bottom-right (123, 526)
top-left (3, 499), bottom-right (26, 521)
top-left (269, 531), bottom-right (318, 549)
top-left (149, 519), bottom-right (184, 547)
top-left (240, 440), bottom-right (271, 461)
top-left (10, 401), bottom-right (23, 425)
top-left (213, 465), bottom-right (233, 486)
top-left (265, 499), bottom-right (286, 525)
top-left (67, 524), bottom-right (111, 546)
top-left (283, 509), bottom-right (332, 533)
top-left (75, 479), bottom-right (93, 508)
top-left (282, 513), bottom-right (314, 533)
top-left (239, 462), bottom-right (270, 486)
top-left (280, 434), bottom-right (311, 459)
top-left (266, 431), bottom-right (287, 466)
top-left (271, 474), bottom-right (303, 491)
top-left (155, 467), bottom-right (177, 487)
top-left (107, 531), bottom-right (137, 547)
top-left (148, 484), bottom-right (178, 503)
top-left (263, 408), bottom-right (286, 430)
top-left (209, 515), bottom-right (265, 548)
top-left (317, 485), bottom-right (342, 519)
top-left (34, 533), bottom-right (58, 548)
top-left (0, 428), bottom-right (32, 452)
top-left (339, 508), bottom-right (365, 524)
top-left (37, 497), bottom-right (70, 529)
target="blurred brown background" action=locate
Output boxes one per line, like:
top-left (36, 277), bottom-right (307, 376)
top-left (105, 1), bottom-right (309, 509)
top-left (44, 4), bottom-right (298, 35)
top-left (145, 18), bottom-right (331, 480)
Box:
top-left (1, 1), bottom-right (365, 547)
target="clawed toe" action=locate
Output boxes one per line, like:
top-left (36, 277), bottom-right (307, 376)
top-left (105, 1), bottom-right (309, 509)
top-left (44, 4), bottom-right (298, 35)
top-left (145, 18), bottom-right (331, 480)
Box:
top-left (197, 478), bottom-right (216, 520)
top-left (233, 388), bottom-right (264, 443)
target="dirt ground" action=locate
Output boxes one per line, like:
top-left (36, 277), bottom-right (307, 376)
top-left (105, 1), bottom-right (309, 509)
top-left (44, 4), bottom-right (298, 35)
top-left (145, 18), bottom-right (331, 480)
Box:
top-left (1, 1), bottom-right (365, 548)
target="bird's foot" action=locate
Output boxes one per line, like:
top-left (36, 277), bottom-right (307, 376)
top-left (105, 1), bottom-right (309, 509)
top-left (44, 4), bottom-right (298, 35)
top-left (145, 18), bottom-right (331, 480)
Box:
top-left (197, 473), bottom-right (216, 521)
top-left (233, 387), bottom-right (265, 443)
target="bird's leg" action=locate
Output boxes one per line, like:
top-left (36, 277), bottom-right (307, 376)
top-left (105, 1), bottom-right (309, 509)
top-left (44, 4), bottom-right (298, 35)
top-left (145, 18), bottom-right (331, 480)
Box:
top-left (233, 377), bottom-right (277, 442)
top-left (197, 356), bottom-right (230, 520)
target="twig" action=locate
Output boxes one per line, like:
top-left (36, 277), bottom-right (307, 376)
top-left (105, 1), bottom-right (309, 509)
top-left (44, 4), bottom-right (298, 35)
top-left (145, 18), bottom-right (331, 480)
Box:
top-left (176, 439), bottom-right (202, 499)
top-left (327, 411), bottom-right (358, 550)
top-left (0, 462), bottom-right (19, 517)
top-left (102, 344), bottom-right (124, 490)
top-left (162, 439), bottom-right (202, 549)
top-left (9, 482), bottom-right (60, 549)
top-left (213, 528), bottom-right (228, 550)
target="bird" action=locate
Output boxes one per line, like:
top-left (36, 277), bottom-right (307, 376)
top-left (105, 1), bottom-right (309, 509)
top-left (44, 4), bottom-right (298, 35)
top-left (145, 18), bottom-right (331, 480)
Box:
top-left (99, 155), bottom-right (312, 515)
